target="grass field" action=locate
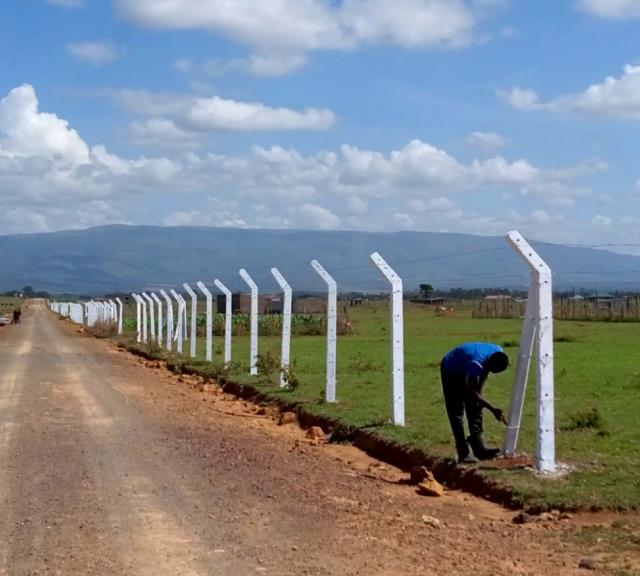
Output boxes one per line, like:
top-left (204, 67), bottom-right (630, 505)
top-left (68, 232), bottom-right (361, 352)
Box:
top-left (121, 301), bottom-right (640, 511)
top-left (0, 297), bottom-right (23, 321)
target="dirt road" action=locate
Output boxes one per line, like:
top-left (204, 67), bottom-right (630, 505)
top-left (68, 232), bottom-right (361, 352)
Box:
top-left (0, 302), bottom-right (624, 575)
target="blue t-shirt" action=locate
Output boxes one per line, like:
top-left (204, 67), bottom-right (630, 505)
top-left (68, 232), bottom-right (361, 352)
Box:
top-left (441, 342), bottom-right (504, 378)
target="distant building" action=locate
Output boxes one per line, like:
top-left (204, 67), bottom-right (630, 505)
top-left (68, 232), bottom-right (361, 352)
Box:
top-left (216, 293), bottom-right (279, 314)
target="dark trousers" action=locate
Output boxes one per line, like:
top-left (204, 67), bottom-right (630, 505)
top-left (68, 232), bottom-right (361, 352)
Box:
top-left (440, 365), bottom-right (484, 456)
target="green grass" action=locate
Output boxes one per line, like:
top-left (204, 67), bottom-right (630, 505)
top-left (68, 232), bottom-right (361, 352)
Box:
top-left (0, 297), bottom-right (23, 319)
top-left (121, 301), bottom-right (640, 510)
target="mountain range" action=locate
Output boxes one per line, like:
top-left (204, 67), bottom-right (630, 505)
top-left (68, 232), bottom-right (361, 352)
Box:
top-left (2, 225), bottom-right (639, 295)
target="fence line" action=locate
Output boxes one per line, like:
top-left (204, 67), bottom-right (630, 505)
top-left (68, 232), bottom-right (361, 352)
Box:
top-left (473, 295), bottom-right (640, 322)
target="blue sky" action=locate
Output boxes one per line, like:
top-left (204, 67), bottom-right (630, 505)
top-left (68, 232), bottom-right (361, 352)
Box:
top-left (1, 0), bottom-right (640, 253)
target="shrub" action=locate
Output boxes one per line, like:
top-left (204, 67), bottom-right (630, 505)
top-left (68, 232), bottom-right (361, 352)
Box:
top-left (256, 351), bottom-right (280, 385)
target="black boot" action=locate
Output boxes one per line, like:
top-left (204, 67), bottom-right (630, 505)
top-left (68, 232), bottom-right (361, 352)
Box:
top-left (468, 434), bottom-right (501, 461)
top-left (457, 442), bottom-right (479, 464)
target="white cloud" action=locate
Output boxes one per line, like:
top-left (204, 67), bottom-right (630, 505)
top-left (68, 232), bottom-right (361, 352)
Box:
top-left (116, 1), bottom-right (346, 50)
top-left (117, 1), bottom-right (496, 76)
top-left (187, 96), bottom-right (334, 131)
top-left (339, 0), bottom-right (476, 48)
top-left (128, 118), bottom-right (201, 148)
top-left (498, 87), bottom-right (540, 111)
top-left (164, 199), bottom-right (248, 228)
top-left (0, 84), bottom-right (182, 227)
top-left (346, 196), bottom-right (368, 214)
top-left (111, 89), bottom-right (335, 132)
top-left (193, 140), bottom-right (590, 209)
top-left (0, 84), bottom-right (612, 241)
top-left (577, 0), bottom-right (640, 19)
top-left (466, 131), bottom-right (507, 149)
top-left (247, 52), bottom-right (308, 76)
top-left (469, 156), bottom-right (537, 184)
top-left (0, 84), bottom-right (90, 165)
top-left (297, 204), bottom-right (341, 230)
top-left (173, 53), bottom-right (307, 78)
top-left (500, 64), bottom-right (640, 119)
top-left (67, 41), bottom-right (120, 66)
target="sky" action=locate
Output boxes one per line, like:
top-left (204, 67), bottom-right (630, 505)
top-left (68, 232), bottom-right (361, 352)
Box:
top-left (1, 0), bottom-right (640, 253)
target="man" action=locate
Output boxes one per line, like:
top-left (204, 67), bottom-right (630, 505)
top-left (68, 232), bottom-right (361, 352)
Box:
top-left (440, 342), bottom-right (509, 464)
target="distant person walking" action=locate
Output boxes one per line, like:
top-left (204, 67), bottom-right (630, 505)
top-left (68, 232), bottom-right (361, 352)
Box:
top-left (440, 342), bottom-right (509, 463)
top-left (12, 307), bottom-right (21, 324)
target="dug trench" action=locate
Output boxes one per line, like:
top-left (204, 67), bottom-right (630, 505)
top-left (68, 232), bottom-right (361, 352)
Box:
top-left (19, 305), bottom-right (638, 575)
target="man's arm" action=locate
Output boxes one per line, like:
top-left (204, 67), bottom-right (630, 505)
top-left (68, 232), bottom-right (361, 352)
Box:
top-left (466, 376), bottom-right (507, 424)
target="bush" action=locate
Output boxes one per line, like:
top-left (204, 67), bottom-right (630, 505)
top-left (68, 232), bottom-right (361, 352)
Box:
top-left (256, 351), bottom-right (280, 385)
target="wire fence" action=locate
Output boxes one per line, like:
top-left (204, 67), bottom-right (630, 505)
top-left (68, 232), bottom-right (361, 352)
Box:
top-left (473, 295), bottom-right (640, 322)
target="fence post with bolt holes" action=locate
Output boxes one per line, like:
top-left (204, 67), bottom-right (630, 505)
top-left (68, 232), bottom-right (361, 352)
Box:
top-left (271, 268), bottom-right (292, 387)
top-left (506, 230), bottom-right (555, 474)
top-left (311, 259), bottom-right (338, 403)
top-left (369, 252), bottom-right (405, 427)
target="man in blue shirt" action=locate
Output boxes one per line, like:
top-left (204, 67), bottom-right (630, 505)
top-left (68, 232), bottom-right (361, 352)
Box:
top-left (440, 342), bottom-right (509, 463)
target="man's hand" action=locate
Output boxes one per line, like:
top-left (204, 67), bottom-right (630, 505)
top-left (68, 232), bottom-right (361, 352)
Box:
top-left (492, 408), bottom-right (508, 425)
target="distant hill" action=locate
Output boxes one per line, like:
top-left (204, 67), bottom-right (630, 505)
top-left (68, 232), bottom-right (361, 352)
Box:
top-left (1, 225), bottom-right (639, 295)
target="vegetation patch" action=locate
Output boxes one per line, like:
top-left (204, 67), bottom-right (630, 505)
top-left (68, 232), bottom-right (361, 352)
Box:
top-left (562, 407), bottom-right (609, 436)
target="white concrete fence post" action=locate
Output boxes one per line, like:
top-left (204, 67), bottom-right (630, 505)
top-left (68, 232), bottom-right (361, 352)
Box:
top-left (142, 292), bottom-right (156, 341)
top-left (370, 252), bottom-right (405, 427)
top-left (160, 289), bottom-right (174, 352)
top-left (151, 293), bottom-right (163, 346)
top-left (116, 297), bottom-right (124, 334)
top-left (239, 269), bottom-right (258, 376)
top-left (506, 230), bottom-right (555, 474)
top-left (214, 279), bottom-right (233, 365)
top-left (311, 259), bottom-right (338, 403)
top-left (170, 289), bottom-right (184, 354)
top-left (181, 294), bottom-right (188, 341)
top-left (271, 268), bottom-right (292, 387)
top-left (183, 283), bottom-right (198, 359)
top-left (132, 293), bottom-right (142, 342)
top-left (109, 300), bottom-right (118, 325)
top-left (90, 301), bottom-right (97, 323)
top-left (140, 295), bottom-right (148, 343)
top-left (196, 281), bottom-right (213, 362)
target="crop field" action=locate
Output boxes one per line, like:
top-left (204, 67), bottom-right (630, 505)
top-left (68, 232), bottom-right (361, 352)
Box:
top-left (121, 300), bottom-right (640, 511)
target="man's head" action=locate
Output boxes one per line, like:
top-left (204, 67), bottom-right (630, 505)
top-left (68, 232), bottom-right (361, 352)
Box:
top-left (487, 351), bottom-right (509, 373)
